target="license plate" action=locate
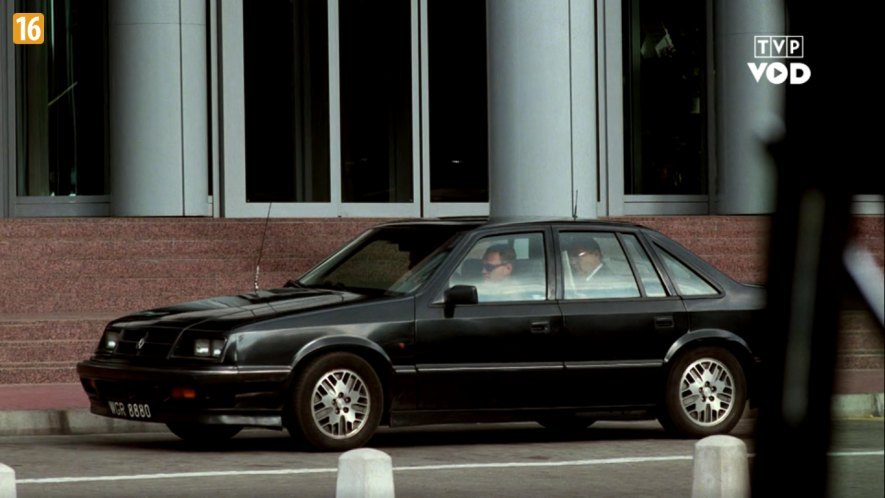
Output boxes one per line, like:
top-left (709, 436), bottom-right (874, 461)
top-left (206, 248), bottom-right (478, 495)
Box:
top-left (107, 401), bottom-right (152, 420)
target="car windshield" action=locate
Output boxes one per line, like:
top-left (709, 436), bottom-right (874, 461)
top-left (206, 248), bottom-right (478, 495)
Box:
top-left (296, 225), bottom-right (466, 296)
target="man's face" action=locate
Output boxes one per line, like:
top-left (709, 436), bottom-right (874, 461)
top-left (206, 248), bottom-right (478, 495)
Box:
top-left (482, 252), bottom-right (512, 282)
top-left (571, 248), bottom-right (601, 275)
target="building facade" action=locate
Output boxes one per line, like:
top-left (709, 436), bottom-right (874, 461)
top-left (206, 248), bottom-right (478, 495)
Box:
top-left (4, 0), bottom-right (881, 220)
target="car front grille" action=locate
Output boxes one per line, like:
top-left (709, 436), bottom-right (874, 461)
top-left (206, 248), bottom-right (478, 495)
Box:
top-left (114, 327), bottom-right (182, 358)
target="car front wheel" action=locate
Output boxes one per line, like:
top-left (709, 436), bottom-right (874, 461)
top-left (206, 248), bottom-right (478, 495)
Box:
top-left (289, 352), bottom-right (383, 451)
top-left (659, 347), bottom-right (747, 437)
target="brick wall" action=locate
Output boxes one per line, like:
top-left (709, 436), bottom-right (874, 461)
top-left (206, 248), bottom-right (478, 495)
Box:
top-left (0, 215), bottom-right (881, 387)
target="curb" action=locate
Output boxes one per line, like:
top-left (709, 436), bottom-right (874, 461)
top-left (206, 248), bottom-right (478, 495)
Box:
top-left (1, 393), bottom-right (882, 438)
top-left (831, 392), bottom-right (884, 419)
top-left (0, 409), bottom-right (167, 437)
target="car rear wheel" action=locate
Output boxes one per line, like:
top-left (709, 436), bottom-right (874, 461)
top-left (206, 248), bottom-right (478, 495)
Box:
top-left (166, 423), bottom-right (243, 442)
top-left (289, 352), bottom-right (383, 451)
top-left (659, 347), bottom-right (747, 437)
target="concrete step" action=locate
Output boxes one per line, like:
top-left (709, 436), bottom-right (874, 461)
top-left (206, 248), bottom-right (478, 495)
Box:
top-left (0, 316), bottom-right (110, 341)
top-left (0, 341), bottom-right (96, 363)
top-left (0, 217), bottom-right (373, 314)
top-left (0, 256), bottom-right (312, 279)
top-left (0, 317), bottom-right (109, 376)
top-left (837, 331), bottom-right (885, 353)
top-left (0, 362), bottom-right (79, 384)
top-left (835, 352), bottom-right (884, 370)
top-left (0, 271), bottom-right (295, 314)
top-left (0, 216), bottom-right (880, 391)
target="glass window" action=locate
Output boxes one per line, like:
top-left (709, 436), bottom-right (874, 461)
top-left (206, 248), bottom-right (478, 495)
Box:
top-left (16, 0), bottom-right (108, 197)
top-left (449, 233), bottom-right (546, 303)
top-left (244, 0), bottom-right (330, 202)
top-left (622, 234), bottom-right (667, 297)
top-left (427, 0), bottom-right (488, 202)
top-left (299, 226), bottom-right (461, 296)
top-left (339, 0), bottom-right (413, 203)
top-left (623, 0), bottom-right (707, 195)
top-left (560, 232), bottom-right (641, 300)
top-left (656, 248), bottom-right (718, 296)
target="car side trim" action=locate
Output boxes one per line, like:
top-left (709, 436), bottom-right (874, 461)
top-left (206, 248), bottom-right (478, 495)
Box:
top-left (565, 360), bottom-right (663, 370)
top-left (416, 362), bottom-right (562, 373)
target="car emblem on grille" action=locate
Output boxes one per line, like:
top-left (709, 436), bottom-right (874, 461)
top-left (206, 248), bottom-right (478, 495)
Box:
top-left (137, 337), bottom-right (147, 350)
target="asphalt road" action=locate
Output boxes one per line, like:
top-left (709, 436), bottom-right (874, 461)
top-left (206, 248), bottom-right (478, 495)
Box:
top-left (2, 419), bottom-right (882, 497)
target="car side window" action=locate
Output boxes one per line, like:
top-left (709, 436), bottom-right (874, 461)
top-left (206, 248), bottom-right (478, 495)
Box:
top-left (448, 233), bottom-right (547, 302)
top-left (656, 247), bottom-right (718, 296)
top-left (621, 234), bottom-right (667, 297)
top-left (559, 232), bottom-right (640, 300)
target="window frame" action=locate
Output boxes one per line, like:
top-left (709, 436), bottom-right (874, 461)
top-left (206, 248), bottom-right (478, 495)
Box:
top-left (555, 229), bottom-right (646, 301)
top-left (651, 242), bottom-right (723, 298)
top-left (619, 232), bottom-right (669, 298)
top-left (432, 227), bottom-right (554, 305)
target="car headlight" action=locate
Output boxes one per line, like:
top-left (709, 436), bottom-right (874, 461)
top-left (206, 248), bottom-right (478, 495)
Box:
top-left (193, 338), bottom-right (226, 358)
top-left (100, 330), bottom-right (121, 352)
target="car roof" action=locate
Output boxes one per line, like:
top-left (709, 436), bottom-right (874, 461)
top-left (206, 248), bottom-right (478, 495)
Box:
top-left (375, 216), bottom-right (648, 231)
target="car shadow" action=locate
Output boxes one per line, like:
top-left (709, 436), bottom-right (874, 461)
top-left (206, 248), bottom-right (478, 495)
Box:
top-left (84, 419), bottom-right (755, 453)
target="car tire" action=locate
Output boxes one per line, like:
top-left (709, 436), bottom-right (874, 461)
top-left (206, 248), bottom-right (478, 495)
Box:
top-left (166, 423), bottom-right (243, 443)
top-left (289, 352), bottom-right (383, 452)
top-left (659, 347), bottom-right (747, 438)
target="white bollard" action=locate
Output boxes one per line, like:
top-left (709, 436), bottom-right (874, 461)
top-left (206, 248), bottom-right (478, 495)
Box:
top-left (336, 448), bottom-right (395, 498)
top-left (692, 435), bottom-right (750, 498)
top-left (0, 463), bottom-right (16, 498)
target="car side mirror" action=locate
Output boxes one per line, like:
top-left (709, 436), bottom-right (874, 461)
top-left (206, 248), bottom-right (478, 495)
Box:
top-left (444, 285), bottom-right (478, 318)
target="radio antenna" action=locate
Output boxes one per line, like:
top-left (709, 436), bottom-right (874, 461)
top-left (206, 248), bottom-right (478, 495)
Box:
top-left (254, 202), bottom-right (273, 292)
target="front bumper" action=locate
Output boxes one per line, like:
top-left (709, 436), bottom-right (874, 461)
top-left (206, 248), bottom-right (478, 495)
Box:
top-left (77, 359), bottom-right (292, 428)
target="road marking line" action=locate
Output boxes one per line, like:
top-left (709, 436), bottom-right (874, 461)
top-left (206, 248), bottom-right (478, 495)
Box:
top-left (17, 469), bottom-right (336, 484)
top-left (16, 450), bottom-right (884, 485)
top-left (828, 451), bottom-right (885, 457)
top-left (395, 455), bottom-right (692, 472)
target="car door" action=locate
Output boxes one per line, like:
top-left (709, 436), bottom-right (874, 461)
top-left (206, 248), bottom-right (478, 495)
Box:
top-left (414, 230), bottom-right (565, 411)
top-left (556, 228), bottom-right (689, 407)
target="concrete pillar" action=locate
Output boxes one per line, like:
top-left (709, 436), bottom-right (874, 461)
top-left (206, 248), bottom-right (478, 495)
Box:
top-left (692, 435), bottom-right (750, 498)
top-left (487, 0), bottom-right (597, 219)
top-left (714, 0), bottom-right (784, 214)
top-left (109, 0), bottom-right (209, 216)
top-left (336, 448), bottom-right (395, 498)
top-left (0, 463), bottom-right (15, 498)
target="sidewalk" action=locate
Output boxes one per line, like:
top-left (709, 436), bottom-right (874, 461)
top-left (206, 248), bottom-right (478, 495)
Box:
top-left (0, 382), bottom-right (882, 437)
top-left (0, 383), bottom-right (167, 436)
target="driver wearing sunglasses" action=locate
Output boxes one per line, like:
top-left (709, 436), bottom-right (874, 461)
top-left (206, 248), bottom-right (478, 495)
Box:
top-left (481, 244), bottom-right (515, 282)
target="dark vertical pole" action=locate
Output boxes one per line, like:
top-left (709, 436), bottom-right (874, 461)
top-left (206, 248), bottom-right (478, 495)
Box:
top-left (751, 3), bottom-right (880, 497)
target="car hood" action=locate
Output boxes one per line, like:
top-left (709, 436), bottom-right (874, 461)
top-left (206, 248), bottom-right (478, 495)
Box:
top-left (108, 287), bottom-right (365, 331)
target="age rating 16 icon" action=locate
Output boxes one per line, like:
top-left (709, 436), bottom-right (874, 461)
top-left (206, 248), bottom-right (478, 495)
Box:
top-left (13, 13), bottom-right (44, 44)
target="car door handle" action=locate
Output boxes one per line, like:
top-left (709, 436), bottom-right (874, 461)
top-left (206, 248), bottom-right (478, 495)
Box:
top-left (530, 321), bottom-right (551, 334)
top-left (654, 316), bottom-right (675, 329)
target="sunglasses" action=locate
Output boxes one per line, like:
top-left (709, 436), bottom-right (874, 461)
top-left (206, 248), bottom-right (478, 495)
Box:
top-left (482, 262), bottom-right (508, 272)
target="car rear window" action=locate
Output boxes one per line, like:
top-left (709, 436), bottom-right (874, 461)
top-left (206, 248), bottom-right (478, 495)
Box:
top-left (656, 248), bottom-right (718, 296)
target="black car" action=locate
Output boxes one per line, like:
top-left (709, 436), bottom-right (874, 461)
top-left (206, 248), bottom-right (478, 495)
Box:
top-left (77, 218), bottom-right (764, 451)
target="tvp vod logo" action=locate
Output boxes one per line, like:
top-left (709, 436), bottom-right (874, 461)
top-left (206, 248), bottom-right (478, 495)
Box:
top-left (748, 36), bottom-right (810, 85)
